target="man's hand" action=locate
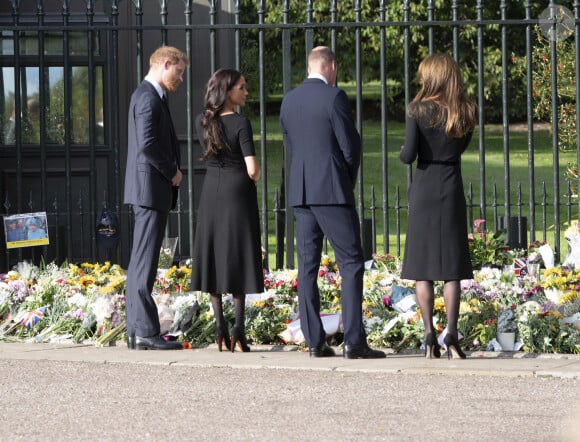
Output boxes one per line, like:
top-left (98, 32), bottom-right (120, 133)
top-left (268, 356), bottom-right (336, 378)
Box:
top-left (171, 169), bottom-right (183, 186)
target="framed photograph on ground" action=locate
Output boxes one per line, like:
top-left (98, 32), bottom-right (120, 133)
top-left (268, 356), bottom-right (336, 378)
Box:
top-left (3, 212), bottom-right (50, 249)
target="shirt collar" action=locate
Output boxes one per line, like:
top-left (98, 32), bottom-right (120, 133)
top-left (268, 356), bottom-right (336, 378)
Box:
top-left (307, 72), bottom-right (328, 84)
top-left (144, 75), bottom-right (164, 99)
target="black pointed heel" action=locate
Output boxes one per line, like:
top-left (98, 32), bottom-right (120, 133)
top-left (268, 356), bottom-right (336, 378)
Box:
top-left (230, 326), bottom-right (250, 353)
top-left (216, 333), bottom-right (231, 352)
top-left (444, 334), bottom-right (466, 360)
top-left (424, 332), bottom-right (441, 359)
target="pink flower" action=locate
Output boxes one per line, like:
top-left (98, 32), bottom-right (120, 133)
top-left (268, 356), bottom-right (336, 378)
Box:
top-left (474, 218), bottom-right (486, 234)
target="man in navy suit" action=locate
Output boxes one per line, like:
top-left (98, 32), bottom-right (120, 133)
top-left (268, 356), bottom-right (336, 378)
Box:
top-left (280, 46), bottom-right (385, 359)
top-left (124, 46), bottom-right (188, 350)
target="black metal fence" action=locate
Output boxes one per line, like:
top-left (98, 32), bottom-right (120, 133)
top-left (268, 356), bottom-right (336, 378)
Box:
top-left (1, 0), bottom-right (579, 272)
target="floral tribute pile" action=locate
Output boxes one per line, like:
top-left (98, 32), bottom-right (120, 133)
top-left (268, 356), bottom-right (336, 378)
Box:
top-left (1, 242), bottom-right (580, 353)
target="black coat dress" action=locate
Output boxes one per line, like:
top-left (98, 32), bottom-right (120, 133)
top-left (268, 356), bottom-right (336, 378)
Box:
top-left (190, 113), bottom-right (264, 295)
top-left (399, 104), bottom-right (473, 281)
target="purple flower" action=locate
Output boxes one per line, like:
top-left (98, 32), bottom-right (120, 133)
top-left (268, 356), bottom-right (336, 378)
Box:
top-left (8, 280), bottom-right (29, 302)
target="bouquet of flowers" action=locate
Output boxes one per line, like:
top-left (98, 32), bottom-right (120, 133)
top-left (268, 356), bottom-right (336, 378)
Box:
top-left (158, 237), bottom-right (178, 269)
top-left (468, 219), bottom-right (513, 269)
top-left (498, 306), bottom-right (518, 333)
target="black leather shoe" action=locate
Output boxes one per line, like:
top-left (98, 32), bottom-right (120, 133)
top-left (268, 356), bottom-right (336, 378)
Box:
top-left (135, 335), bottom-right (183, 350)
top-left (309, 344), bottom-right (336, 357)
top-left (127, 334), bottom-right (135, 350)
top-left (343, 344), bottom-right (386, 359)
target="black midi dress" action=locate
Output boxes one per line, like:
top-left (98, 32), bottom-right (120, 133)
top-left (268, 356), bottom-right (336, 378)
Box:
top-left (399, 104), bottom-right (474, 281)
top-left (190, 113), bottom-right (264, 294)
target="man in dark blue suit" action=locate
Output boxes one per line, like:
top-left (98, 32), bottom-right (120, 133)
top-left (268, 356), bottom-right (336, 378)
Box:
top-left (280, 46), bottom-right (385, 359)
top-left (124, 46), bottom-right (188, 350)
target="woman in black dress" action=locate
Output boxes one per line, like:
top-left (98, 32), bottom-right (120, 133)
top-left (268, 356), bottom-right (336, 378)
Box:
top-left (191, 69), bottom-right (264, 352)
top-left (400, 54), bottom-right (476, 359)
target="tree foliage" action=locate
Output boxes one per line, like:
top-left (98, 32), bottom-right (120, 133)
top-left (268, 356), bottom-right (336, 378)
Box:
top-left (513, 27), bottom-right (577, 152)
top-left (239, 0), bottom-right (556, 122)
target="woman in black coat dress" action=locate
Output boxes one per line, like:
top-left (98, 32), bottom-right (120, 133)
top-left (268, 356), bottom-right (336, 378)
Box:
top-left (191, 69), bottom-right (263, 352)
top-left (400, 54), bottom-right (476, 359)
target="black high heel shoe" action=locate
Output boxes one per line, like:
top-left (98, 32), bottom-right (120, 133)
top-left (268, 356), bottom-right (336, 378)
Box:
top-left (215, 323), bottom-right (231, 352)
top-left (424, 332), bottom-right (441, 359)
top-left (216, 333), bottom-right (231, 352)
top-left (444, 334), bottom-right (466, 360)
top-left (230, 326), bottom-right (250, 353)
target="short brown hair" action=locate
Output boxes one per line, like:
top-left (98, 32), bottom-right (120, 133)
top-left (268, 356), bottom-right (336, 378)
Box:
top-left (149, 46), bottom-right (188, 67)
top-left (308, 46), bottom-right (335, 66)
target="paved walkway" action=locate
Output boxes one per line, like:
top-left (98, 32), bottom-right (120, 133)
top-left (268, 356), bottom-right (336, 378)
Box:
top-left (2, 343), bottom-right (580, 441)
top-left (1, 342), bottom-right (579, 378)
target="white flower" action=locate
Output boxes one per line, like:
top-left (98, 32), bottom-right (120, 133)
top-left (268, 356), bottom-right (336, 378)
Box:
top-left (90, 296), bottom-right (114, 323)
top-left (67, 291), bottom-right (87, 308)
top-left (363, 316), bottom-right (383, 331)
top-left (518, 300), bottom-right (541, 322)
top-left (15, 261), bottom-right (38, 280)
top-left (475, 266), bottom-right (502, 282)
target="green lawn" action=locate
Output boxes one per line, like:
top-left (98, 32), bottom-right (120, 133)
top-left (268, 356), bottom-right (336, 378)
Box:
top-left (250, 115), bottom-right (577, 268)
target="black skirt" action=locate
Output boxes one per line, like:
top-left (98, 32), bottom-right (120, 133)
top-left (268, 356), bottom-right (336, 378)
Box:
top-left (190, 166), bottom-right (264, 294)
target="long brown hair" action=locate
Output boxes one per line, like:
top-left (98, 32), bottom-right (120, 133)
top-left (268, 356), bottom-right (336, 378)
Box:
top-left (200, 68), bottom-right (242, 160)
top-left (408, 54), bottom-right (476, 138)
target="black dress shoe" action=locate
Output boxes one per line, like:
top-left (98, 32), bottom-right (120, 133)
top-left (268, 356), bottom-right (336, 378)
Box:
top-left (135, 335), bottom-right (183, 350)
top-left (343, 344), bottom-right (386, 359)
top-left (309, 344), bottom-right (336, 357)
top-left (127, 334), bottom-right (135, 350)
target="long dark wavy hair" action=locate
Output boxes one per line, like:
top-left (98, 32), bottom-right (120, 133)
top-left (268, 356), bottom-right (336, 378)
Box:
top-left (200, 68), bottom-right (242, 161)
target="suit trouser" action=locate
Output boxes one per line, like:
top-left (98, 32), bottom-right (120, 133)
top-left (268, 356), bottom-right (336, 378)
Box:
top-left (125, 205), bottom-right (168, 337)
top-left (294, 205), bottom-right (366, 348)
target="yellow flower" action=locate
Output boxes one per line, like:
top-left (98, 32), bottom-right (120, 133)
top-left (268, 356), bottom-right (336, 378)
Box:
top-left (560, 291), bottom-right (580, 304)
top-left (178, 266), bottom-right (192, 277)
top-left (459, 301), bottom-right (471, 313)
top-left (164, 266), bottom-right (176, 278)
top-left (80, 262), bottom-right (96, 272)
top-left (5, 270), bottom-right (20, 281)
top-left (99, 275), bottom-right (125, 294)
top-left (94, 261), bottom-right (111, 275)
top-left (434, 297), bottom-right (445, 312)
top-left (68, 264), bottom-right (84, 277)
top-left (78, 275), bottom-right (97, 289)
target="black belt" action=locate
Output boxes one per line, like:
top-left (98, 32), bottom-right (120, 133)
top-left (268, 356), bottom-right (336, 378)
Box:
top-left (418, 159), bottom-right (459, 166)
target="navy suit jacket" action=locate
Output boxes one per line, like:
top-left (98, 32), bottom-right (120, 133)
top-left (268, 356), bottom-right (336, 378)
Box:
top-left (124, 80), bottom-right (180, 212)
top-left (279, 78), bottom-right (361, 207)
